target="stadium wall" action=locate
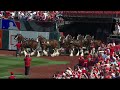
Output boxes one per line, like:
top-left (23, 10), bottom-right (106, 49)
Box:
top-left (0, 19), bottom-right (60, 50)
top-left (9, 31), bottom-right (50, 50)
top-left (0, 30), bottom-right (51, 50)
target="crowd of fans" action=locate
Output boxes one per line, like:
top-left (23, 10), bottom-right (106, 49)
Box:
top-left (53, 42), bottom-right (120, 79)
top-left (0, 11), bottom-right (64, 22)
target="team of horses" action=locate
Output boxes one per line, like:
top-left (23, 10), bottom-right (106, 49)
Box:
top-left (14, 33), bottom-right (102, 57)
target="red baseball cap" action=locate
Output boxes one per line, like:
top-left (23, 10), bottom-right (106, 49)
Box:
top-left (10, 72), bottom-right (14, 75)
top-left (26, 55), bottom-right (29, 57)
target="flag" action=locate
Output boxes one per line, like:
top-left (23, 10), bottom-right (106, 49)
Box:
top-left (15, 21), bottom-right (21, 30)
top-left (2, 19), bottom-right (18, 30)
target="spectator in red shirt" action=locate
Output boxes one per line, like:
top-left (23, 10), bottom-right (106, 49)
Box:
top-left (82, 55), bottom-right (88, 68)
top-left (15, 41), bottom-right (21, 57)
top-left (9, 72), bottom-right (15, 79)
top-left (24, 55), bottom-right (32, 75)
top-left (110, 45), bottom-right (115, 56)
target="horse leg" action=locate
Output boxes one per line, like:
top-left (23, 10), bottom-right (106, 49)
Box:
top-left (76, 49), bottom-right (80, 56)
top-left (43, 48), bottom-right (48, 56)
top-left (31, 49), bottom-right (35, 56)
top-left (56, 48), bottom-right (60, 56)
top-left (37, 50), bottom-right (41, 57)
top-left (23, 49), bottom-right (27, 56)
top-left (53, 48), bottom-right (60, 57)
top-left (50, 47), bottom-right (55, 57)
top-left (93, 48), bottom-right (95, 54)
top-left (53, 48), bottom-right (58, 57)
top-left (43, 47), bottom-right (48, 56)
top-left (70, 49), bottom-right (74, 56)
top-left (21, 51), bottom-right (24, 54)
top-left (80, 48), bottom-right (84, 56)
top-left (20, 47), bottom-right (25, 56)
top-left (51, 50), bottom-right (55, 57)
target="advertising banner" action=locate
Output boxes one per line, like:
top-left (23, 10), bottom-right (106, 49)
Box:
top-left (9, 30), bottom-right (21, 50)
top-left (2, 19), bottom-right (19, 30)
top-left (9, 31), bottom-right (49, 50)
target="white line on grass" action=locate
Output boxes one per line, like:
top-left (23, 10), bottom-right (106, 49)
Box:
top-left (0, 75), bottom-right (25, 78)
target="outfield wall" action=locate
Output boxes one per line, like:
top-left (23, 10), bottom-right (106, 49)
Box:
top-left (9, 31), bottom-right (50, 50)
top-left (0, 19), bottom-right (61, 50)
top-left (0, 30), bottom-right (50, 50)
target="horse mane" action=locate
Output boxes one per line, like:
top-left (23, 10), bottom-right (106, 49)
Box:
top-left (38, 35), bottom-right (46, 40)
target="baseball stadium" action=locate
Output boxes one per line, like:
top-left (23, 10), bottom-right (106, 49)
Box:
top-left (0, 11), bottom-right (120, 79)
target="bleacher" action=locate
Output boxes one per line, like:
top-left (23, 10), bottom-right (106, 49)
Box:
top-left (62, 11), bottom-right (120, 18)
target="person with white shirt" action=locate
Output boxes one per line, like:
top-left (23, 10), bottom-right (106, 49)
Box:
top-left (43, 11), bottom-right (49, 20)
top-left (115, 23), bottom-right (120, 34)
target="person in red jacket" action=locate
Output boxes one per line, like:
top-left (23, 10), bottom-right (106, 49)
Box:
top-left (82, 55), bottom-right (88, 68)
top-left (24, 55), bottom-right (32, 75)
top-left (110, 45), bottom-right (115, 56)
top-left (15, 41), bottom-right (21, 57)
top-left (9, 72), bottom-right (15, 79)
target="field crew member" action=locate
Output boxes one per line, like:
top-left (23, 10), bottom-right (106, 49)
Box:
top-left (24, 55), bottom-right (32, 75)
top-left (15, 41), bottom-right (21, 57)
top-left (9, 72), bottom-right (15, 79)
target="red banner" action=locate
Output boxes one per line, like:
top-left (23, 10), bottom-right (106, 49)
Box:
top-left (15, 21), bottom-right (21, 30)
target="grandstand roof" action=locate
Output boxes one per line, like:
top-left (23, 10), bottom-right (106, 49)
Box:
top-left (62, 11), bottom-right (120, 18)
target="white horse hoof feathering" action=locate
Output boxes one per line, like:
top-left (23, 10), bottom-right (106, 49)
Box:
top-left (70, 50), bottom-right (74, 57)
top-left (31, 51), bottom-right (35, 56)
top-left (51, 53), bottom-right (55, 57)
top-left (51, 49), bottom-right (55, 57)
top-left (43, 50), bottom-right (48, 56)
top-left (37, 51), bottom-right (41, 57)
top-left (56, 49), bottom-right (60, 56)
top-left (23, 50), bottom-right (28, 57)
top-left (76, 50), bottom-right (80, 56)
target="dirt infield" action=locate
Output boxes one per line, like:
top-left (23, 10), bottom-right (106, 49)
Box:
top-left (0, 50), bottom-right (79, 78)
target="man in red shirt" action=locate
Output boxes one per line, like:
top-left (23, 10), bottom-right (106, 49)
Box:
top-left (110, 45), bottom-right (115, 56)
top-left (9, 72), bottom-right (15, 79)
top-left (24, 55), bottom-right (32, 75)
top-left (15, 41), bottom-right (21, 57)
top-left (82, 55), bottom-right (89, 68)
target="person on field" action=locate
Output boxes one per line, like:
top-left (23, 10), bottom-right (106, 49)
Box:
top-left (24, 55), bottom-right (32, 75)
top-left (15, 41), bottom-right (21, 57)
top-left (9, 72), bottom-right (15, 79)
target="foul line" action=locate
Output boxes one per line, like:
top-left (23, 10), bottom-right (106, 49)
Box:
top-left (0, 75), bottom-right (25, 78)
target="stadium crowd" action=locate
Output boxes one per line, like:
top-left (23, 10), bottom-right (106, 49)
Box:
top-left (0, 11), bottom-right (63, 21)
top-left (53, 42), bottom-right (120, 79)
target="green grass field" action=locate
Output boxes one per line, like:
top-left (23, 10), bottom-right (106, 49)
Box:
top-left (0, 56), bottom-right (69, 79)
